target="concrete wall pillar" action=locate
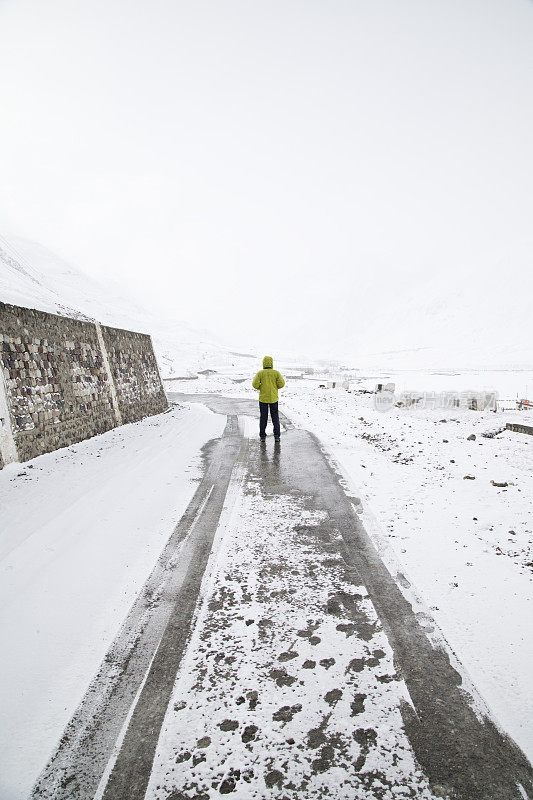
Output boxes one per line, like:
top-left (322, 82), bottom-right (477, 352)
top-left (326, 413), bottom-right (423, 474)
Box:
top-left (0, 365), bottom-right (18, 465)
top-left (95, 322), bottom-right (123, 427)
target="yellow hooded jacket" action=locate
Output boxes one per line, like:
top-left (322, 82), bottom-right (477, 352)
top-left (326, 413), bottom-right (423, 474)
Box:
top-left (252, 356), bottom-right (285, 403)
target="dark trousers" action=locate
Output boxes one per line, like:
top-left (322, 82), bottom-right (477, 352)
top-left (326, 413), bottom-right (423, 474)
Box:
top-left (259, 401), bottom-right (280, 437)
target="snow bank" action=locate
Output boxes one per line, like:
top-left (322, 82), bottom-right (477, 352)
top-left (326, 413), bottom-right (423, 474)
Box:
top-left (0, 402), bottom-right (224, 800)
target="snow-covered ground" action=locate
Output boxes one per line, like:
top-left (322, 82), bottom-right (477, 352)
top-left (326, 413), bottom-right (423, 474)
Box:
top-left (0, 402), bottom-right (224, 800)
top-left (175, 373), bottom-right (533, 764)
top-left (282, 386), bottom-right (533, 762)
top-left (1, 344), bottom-right (532, 796)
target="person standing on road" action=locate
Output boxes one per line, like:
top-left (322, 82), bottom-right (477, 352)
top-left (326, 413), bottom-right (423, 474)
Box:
top-left (252, 356), bottom-right (285, 440)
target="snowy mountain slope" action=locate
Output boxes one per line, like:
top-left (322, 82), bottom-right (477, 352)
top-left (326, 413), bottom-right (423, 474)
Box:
top-left (0, 236), bottom-right (254, 377)
top-left (288, 258), bottom-right (533, 370)
top-left (3, 235), bottom-right (528, 374)
top-left (354, 269), bottom-right (532, 369)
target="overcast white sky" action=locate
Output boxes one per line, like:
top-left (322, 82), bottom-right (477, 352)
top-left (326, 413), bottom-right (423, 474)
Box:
top-left (0, 0), bottom-right (532, 357)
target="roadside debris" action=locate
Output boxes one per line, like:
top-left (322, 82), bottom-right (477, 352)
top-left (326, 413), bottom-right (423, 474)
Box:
top-left (481, 426), bottom-right (507, 438)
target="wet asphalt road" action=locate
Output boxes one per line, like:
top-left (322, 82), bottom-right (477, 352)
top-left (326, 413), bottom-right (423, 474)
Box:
top-left (32, 394), bottom-right (533, 800)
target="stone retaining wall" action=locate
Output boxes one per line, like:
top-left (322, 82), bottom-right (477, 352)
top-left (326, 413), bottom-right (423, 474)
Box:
top-left (506, 422), bottom-right (533, 436)
top-left (100, 325), bottom-right (167, 425)
top-left (0, 301), bottom-right (167, 466)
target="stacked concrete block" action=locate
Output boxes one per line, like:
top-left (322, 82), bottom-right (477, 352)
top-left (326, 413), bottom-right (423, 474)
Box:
top-left (0, 301), bottom-right (168, 467)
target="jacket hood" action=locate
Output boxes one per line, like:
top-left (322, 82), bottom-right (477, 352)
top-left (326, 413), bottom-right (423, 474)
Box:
top-left (263, 355), bottom-right (273, 369)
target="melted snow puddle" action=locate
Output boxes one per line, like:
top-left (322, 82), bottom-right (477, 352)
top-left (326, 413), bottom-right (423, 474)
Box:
top-left (145, 462), bottom-right (440, 799)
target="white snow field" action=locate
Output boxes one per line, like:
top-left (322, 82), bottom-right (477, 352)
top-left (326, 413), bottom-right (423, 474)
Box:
top-left (176, 374), bottom-right (533, 765)
top-left (281, 385), bottom-right (533, 763)
top-left (0, 402), bottom-right (224, 800)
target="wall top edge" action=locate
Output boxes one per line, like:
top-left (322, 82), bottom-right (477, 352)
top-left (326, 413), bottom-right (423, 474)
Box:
top-left (0, 299), bottom-right (151, 340)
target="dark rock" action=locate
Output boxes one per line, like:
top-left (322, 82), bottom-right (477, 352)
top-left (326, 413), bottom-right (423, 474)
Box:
top-left (241, 725), bottom-right (258, 743)
top-left (219, 777), bottom-right (236, 794)
top-left (264, 770), bottom-right (284, 789)
top-left (269, 668), bottom-right (297, 687)
top-left (324, 689), bottom-right (343, 706)
top-left (197, 736), bottom-right (211, 748)
top-left (278, 650), bottom-right (298, 662)
top-left (351, 693), bottom-right (366, 714)
top-left (273, 704), bottom-right (302, 722)
top-left (219, 719), bottom-right (239, 731)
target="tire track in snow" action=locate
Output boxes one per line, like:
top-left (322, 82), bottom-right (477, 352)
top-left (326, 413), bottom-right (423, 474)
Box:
top-left (31, 415), bottom-right (245, 800)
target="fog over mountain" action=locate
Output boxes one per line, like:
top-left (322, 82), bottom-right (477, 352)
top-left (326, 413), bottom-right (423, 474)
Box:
top-left (288, 249), bottom-right (533, 370)
top-left (1, 235), bottom-right (530, 373)
top-left (0, 236), bottom-right (254, 377)
top-left (1, 0), bottom-right (531, 371)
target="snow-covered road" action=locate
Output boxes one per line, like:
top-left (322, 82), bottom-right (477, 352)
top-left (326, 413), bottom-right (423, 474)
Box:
top-left (1, 390), bottom-right (532, 800)
top-left (145, 417), bottom-right (440, 800)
